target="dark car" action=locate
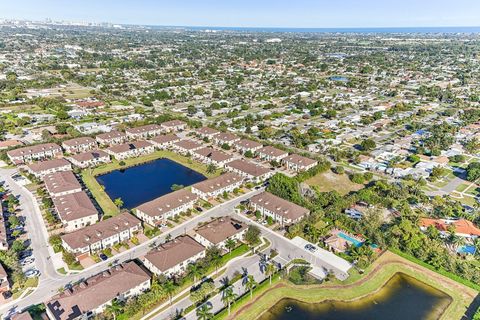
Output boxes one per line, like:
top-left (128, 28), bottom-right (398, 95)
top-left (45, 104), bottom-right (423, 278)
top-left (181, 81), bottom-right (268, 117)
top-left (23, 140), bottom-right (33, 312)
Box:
top-left (196, 206), bottom-right (203, 212)
top-left (19, 250), bottom-right (32, 260)
top-left (99, 253), bottom-right (108, 261)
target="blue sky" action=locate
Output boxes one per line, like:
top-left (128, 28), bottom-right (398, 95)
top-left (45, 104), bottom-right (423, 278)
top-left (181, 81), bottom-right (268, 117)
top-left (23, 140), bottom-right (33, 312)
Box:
top-left (1, 0), bottom-right (479, 28)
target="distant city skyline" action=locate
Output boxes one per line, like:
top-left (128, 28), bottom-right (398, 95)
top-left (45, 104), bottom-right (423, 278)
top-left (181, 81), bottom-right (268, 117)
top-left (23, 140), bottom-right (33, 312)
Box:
top-left (1, 0), bottom-right (480, 28)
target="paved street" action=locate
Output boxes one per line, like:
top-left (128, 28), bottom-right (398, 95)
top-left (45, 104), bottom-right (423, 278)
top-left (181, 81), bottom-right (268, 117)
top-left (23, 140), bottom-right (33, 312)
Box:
top-left (0, 170), bottom-right (264, 318)
top-left (151, 249), bottom-right (267, 320)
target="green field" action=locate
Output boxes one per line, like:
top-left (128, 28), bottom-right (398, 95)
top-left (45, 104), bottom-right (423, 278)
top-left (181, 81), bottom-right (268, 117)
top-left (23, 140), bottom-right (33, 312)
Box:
top-left (305, 170), bottom-right (364, 195)
top-left (81, 150), bottom-right (221, 217)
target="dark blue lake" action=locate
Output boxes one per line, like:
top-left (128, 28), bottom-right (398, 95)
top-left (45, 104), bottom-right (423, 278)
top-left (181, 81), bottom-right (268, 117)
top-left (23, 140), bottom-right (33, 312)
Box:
top-left (96, 158), bottom-right (206, 209)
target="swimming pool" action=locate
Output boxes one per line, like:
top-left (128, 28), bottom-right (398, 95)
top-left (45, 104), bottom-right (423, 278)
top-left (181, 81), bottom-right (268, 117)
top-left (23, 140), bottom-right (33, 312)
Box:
top-left (338, 232), bottom-right (363, 247)
top-left (457, 245), bottom-right (476, 255)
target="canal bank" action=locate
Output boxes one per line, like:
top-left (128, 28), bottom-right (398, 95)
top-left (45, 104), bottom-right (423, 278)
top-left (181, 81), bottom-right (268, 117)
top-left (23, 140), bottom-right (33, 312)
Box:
top-left (226, 251), bottom-right (477, 320)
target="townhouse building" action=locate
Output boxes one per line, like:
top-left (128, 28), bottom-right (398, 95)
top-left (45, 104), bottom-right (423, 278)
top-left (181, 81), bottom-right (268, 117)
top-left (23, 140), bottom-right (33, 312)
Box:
top-left (52, 191), bottom-right (99, 232)
top-left (191, 172), bottom-right (243, 200)
top-left (125, 124), bottom-right (163, 140)
top-left (160, 120), bottom-right (187, 132)
top-left (105, 141), bottom-right (154, 160)
top-left (282, 154), bottom-right (318, 171)
top-left (7, 143), bottom-right (62, 164)
top-left (149, 134), bottom-right (181, 150)
top-left (225, 159), bottom-right (273, 183)
top-left (194, 217), bottom-right (247, 250)
top-left (61, 212), bottom-right (142, 259)
top-left (249, 191), bottom-right (310, 226)
top-left (134, 189), bottom-right (198, 226)
top-left (43, 171), bottom-right (82, 198)
top-left (213, 132), bottom-right (240, 147)
top-left (143, 235), bottom-right (205, 277)
top-left (62, 137), bottom-right (97, 154)
top-left (96, 130), bottom-right (127, 146)
top-left (191, 147), bottom-right (234, 167)
top-left (26, 158), bottom-right (72, 178)
top-left (195, 127), bottom-right (220, 140)
top-left (171, 139), bottom-right (203, 155)
top-left (236, 139), bottom-right (263, 154)
top-left (68, 150), bottom-right (110, 168)
top-left (257, 146), bottom-right (288, 162)
top-left (45, 261), bottom-right (150, 320)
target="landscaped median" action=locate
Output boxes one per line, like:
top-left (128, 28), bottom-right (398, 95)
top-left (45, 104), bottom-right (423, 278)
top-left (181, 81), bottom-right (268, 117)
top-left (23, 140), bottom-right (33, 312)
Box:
top-left (80, 149), bottom-right (221, 217)
top-left (222, 250), bottom-right (477, 320)
top-left (120, 243), bottom-right (250, 320)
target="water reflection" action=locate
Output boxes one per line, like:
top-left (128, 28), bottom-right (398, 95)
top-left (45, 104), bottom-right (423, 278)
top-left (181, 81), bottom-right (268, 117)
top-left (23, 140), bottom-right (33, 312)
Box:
top-left (259, 273), bottom-right (451, 320)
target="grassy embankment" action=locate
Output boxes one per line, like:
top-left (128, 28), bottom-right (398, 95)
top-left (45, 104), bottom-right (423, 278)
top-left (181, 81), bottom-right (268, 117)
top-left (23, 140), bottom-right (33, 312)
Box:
top-left (81, 150), bottom-right (220, 217)
top-left (222, 251), bottom-right (477, 320)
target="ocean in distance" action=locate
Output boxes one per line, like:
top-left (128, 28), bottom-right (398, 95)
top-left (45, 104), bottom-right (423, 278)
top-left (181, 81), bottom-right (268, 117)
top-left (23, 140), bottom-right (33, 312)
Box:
top-left (150, 25), bottom-right (480, 34)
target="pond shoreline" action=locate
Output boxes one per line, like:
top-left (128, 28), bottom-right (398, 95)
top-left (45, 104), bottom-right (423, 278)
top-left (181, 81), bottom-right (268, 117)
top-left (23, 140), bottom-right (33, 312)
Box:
top-left (229, 251), bottom-right (475, 320)
top-left (258, 272), bottom-right (452, 320)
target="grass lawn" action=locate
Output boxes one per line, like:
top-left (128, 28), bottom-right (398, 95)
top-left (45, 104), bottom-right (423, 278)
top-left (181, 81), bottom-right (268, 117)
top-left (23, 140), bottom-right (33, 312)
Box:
top-left (455, 183), bottom-right (470, 193)
top-left (81, 150), bottom-right (221, 217)
top-left (227, 251), bottom-right (477, 320)
top-left (305, 170), bottom-right (364, 195)
top-left (123, 244), bottom-right (250, 320)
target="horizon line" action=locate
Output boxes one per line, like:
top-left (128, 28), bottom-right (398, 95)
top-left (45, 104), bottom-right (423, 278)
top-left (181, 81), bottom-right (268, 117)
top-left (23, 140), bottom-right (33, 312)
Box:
top-left (2, 18), bottom-right (480, 32)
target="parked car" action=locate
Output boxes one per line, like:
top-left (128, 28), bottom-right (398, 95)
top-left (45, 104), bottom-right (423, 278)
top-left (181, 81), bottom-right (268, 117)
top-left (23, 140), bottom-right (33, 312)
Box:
top-left (19, 250), bottom-right (32, 260)
top-left (20, 257), bottom-right (35, 266)
top-left (99, 253), bottom-right (108, 261)
top-left (24, 269), bottom-right (39, 278)
top-left (195, 206), bottom-right (203, 212)
top-left (304, 244), bottom-right (317, 252)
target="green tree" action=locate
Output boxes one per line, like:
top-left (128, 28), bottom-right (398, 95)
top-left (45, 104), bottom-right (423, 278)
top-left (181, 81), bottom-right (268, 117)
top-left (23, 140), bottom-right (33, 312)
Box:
top-left (244, 225), bottom-right (261, 247)
top-left (114, 197), bottom-right (124, 209)
top-left (206, 163), bottom-right (217, 174)
top-left (163, 279), bottom-right (176, 304)
top-left (196, 303), bottom-right (213, 320)
top-left (221, 286), bottom-right (238, 315)
top-left (265, 262), bottom-right (277, 285)
top-left (105, 298), bottom-right (123, 320)
top-left (360, 139), bottom-right (376, 151)
top-left (466, 162), bottom-right (480, 181)
top-left (244, 275), bottom-right (257, 299)
top-left (49, 234), bottom-right (63, 252)
top-left (187, 263), bottom-right (203, 285)
top-left (225, 238), bottom-right (236, 254)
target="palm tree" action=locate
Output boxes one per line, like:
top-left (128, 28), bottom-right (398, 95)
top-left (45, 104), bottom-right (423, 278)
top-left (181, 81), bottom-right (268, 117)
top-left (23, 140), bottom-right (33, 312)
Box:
top-left (451, 235), bottom-right (465, 249)
top-left (196, 303), bottom-right (213, 320)
top-left (105, 298), bottom-right (123, 320)
top-left (163, 280), bottom-right (176, 305)
top-left (221, 286), bottom-right (238, 315)
top-left (187, 263), bottom-right (203, 285)
top-left (151, 276), bottom-right (165, 298)
top-left (113, 197), bottom-right (123, 209)
top-left (244, 275), bottom-right (257, 300)
top-left (225, 238), bottom-right (236, 254)
top-left (474, 238), bottom-right (480, 257)
top-left (206, 163), bottom-right (217, 174)
top-left (265, 262), bottom-right (276, 285)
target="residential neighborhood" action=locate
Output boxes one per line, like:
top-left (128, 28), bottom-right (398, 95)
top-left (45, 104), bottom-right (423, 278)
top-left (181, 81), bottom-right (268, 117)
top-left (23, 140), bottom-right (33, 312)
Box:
top-left (0, 9), bottom-right (479, 320)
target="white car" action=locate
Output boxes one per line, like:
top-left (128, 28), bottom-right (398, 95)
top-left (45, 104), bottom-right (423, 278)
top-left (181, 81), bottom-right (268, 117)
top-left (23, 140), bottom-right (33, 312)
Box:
top-left (24, 269), bottom-right (39, 278)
